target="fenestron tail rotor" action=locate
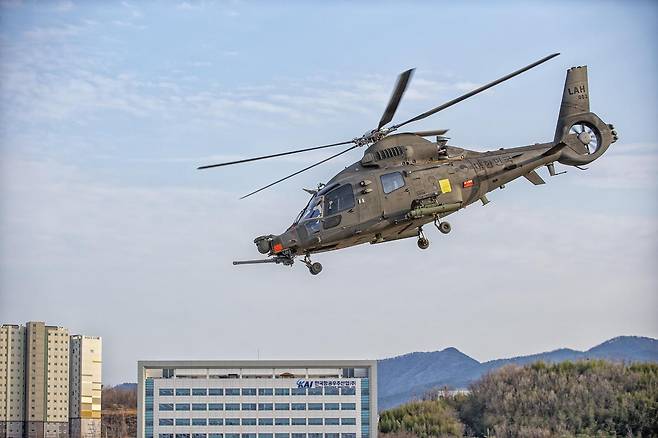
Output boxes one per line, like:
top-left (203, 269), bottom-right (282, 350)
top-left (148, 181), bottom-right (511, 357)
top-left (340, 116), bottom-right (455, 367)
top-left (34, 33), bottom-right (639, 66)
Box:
top-left (198, 53), bottom-right (560, 198)
top-left (569, 122), bottom-right (601, 154)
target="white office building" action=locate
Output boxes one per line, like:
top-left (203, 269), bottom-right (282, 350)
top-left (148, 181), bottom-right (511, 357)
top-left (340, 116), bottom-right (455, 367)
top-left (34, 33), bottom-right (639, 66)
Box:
top-left (138, 361), bottom-right (377, 438)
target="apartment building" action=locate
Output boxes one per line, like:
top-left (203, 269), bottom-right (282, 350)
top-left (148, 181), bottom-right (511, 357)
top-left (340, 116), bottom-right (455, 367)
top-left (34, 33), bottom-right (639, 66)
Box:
top-left (0, 325), bottom-right (26, 438)
top-left (0, 323), bottom-right (102, 438)
top-left (25, 322), bottom-right (70, 438)
top-left (69, 336), bottom-right (102, 438)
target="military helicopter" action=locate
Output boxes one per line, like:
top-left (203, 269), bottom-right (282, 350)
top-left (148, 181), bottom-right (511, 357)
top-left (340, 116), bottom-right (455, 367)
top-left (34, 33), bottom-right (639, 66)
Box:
top-left (199, 53), bottom-right (618, 275)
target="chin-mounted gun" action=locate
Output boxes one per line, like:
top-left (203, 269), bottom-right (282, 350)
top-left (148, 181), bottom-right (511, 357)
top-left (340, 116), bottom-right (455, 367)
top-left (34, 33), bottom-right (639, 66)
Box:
top-left (233, 255), bottom-right (294, 267)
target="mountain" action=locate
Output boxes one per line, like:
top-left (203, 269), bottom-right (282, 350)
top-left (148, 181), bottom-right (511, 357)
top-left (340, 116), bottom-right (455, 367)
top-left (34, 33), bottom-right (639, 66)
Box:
top-left (106, 337), bottom-right (658, 413)
top-left (377, 336), bottom-right (658, 410)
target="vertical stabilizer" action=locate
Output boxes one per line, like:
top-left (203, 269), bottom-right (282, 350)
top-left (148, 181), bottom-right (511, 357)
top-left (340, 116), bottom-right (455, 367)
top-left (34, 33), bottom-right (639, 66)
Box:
top-left (554, 66), bottom-right (589, 142)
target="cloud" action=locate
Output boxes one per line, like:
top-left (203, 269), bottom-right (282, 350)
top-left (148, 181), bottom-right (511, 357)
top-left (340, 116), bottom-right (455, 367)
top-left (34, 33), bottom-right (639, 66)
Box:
top-left (24, 24), bottom-right (83, 39)
top-left (177, 1), bottom-right (198, 10)
top-left (580, 143), bottom-right (658, 189)
top-left (54, 1), bottom-right (74, 12)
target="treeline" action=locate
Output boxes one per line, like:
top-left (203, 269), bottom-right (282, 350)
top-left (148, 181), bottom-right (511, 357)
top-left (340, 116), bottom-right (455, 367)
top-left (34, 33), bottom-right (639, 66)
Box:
top-left (379, 360), bottom-right (658, 438)
top-left (102, 384), bottom-right (137, 411)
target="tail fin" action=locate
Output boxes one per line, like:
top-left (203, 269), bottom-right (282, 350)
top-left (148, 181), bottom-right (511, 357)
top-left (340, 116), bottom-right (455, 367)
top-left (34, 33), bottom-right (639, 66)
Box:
top-left (553, 66), bottom-right (617, 166)
top-left (554, 66), bottom-right (590, 143)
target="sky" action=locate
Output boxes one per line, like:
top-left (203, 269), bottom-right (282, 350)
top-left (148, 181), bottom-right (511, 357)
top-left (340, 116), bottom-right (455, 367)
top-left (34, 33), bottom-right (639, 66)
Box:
top-left (1, 0), bottom-right (657, 385)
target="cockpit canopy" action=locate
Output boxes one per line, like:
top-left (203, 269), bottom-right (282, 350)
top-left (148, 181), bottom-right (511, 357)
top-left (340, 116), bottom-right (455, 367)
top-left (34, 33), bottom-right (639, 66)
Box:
top-left (293, 182), bottom-right (356, 234)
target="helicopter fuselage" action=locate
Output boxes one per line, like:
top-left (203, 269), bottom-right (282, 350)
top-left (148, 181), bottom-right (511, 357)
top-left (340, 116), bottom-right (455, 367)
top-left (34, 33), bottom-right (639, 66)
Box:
top-left (224, 62), bottom-right (618, 274)
top-left (261, 109), bottom-right (615, 260)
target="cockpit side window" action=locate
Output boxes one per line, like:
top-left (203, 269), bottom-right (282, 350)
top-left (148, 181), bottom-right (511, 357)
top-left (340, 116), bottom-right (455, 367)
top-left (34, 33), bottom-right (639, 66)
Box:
top-left (324, 184), bottom-right (355, 217)
top-left (380, 172), bottom-right (405, 194)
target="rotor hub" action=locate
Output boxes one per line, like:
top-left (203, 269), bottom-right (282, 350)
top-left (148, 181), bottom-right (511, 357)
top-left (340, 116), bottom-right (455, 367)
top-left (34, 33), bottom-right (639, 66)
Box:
top-left (577, 131), bottom-right (592, 145)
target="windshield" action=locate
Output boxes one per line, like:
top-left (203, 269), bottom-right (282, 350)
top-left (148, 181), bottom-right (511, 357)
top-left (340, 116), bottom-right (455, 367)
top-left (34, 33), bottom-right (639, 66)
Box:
top-left (294, 195), bottom-right (323, 225)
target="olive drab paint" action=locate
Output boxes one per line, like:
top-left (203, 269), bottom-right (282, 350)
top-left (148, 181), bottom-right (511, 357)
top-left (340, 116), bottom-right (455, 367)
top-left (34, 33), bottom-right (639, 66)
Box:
top-left (200, 54), bottom-right (618, 275)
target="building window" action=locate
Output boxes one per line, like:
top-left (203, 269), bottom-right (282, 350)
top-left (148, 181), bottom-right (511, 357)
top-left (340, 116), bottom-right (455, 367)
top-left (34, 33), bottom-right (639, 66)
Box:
top-left (158, 419), bottom-right (174, 426)
top-left (192, 388), bottom-right (207, 396)
top-left (258, 388), bottom-right (273, 396)
top-left (258, 435), bottom-right (273, 438)
top-left (258, 403), bottom-right (273, 411)
top-left (175, 389), bottom-right (190, 396)
top-left (241, 388), bottom-right (256, 396)
top-left (175, 419), bottom-right (190, 426)
top-left (258, 418), bottom-right (273, 426)
top-left (291, 418), bottom-right (306, 426)
top-left (274, 388), bottom-right (289, 396)
top-left (341, 403), bottom-right (356, 410)
top-left (275, 434), bottom-right (289, 438)
top-left (341, 418), bottom-right (356, 425)
top-left (192, 434), bottom-right (206, 438)
top-left (208, 403), bottom-right (223, 411)
top-left (209, 434), bottom-right (223, 438)
top-left (192, 403), bottom-right (207, 411)
top-left (325, 403), bottom-right (339, 410)
top-left (291, 435), bottom-right (306, 438)
top-left (291, 403), bottom-right (306, 411)
top-left (225, 389), bottom-right (240, 396)
top-left (192, 419), bottom-right (207, 426)
top-left (324, 387), bottom-right (339, 395)
top-left (175, 404), bottom-right (190, 411)
top-left (208, 419), bottom-right (223, 426)
top-left (241, 433), bottom-right (256, 438)
top-left (308, 387), bottom-right (322, 396)
top-left (274, 418), bottom-right (289, 426)
top-left (308, 418), bottom-right (322, 425)
top-left (308, 403), bottom-right (322, 411)
top-left (159, 404), bottom-right (174, 411)
top-left (308, 434), bottom-right (322, 438)
top-left (225, 419), bottom-right (239, 426)
top-left (241, 403), bottom-right (256, 411)
top-left (159, 434), bottom-right (174, 438)
top-left (225, 435), bottom-right (239, 438)
top-left (291, 388), bottom-right (306, 396)
top-left (241, 418), bottom-right (256, 426)
top-left (225, 403), bottom-right (240, 411)
top-left (325, 418), bottom-right (339, 425)
top-left (208, 388), bottom-right (223, 396)
top-left (340, 387), bottom-right (356, 396)
top-left (325, 435), bottom-right (339, 438)
top-left (274, 403), bottom-right (289, 411)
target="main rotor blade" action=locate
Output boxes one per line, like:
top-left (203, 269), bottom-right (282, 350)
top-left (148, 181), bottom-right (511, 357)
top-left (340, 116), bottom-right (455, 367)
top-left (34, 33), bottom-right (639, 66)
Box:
top-left (240, 144), bottom-right (359, 199)
top-left (392, 53), bottom-right (560, 130)
top-left (412, 129), bottom-right (449, 137)
top-left (197, 140), bottom-right (354, 170)
top-left (378, 68), bottom-right (415, 130)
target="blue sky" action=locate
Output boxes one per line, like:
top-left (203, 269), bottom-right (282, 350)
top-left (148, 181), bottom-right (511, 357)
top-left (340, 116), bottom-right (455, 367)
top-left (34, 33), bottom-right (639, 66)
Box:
top-left (1, 0), bottom-right (657, 385)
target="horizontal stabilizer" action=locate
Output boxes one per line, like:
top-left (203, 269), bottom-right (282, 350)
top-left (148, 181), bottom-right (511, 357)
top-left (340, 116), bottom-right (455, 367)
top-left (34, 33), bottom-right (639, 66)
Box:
top-left (524, 170), bottom-right (546, 185)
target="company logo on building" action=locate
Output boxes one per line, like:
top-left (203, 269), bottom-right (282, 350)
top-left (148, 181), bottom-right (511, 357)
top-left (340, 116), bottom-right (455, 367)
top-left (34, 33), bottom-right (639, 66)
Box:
top-left (296, 379), bottom-right (356, 388)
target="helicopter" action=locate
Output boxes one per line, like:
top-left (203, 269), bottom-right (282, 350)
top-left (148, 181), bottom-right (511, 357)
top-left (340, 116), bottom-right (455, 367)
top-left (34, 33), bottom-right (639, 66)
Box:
top-left (199, 53), bottom-right (618, 275)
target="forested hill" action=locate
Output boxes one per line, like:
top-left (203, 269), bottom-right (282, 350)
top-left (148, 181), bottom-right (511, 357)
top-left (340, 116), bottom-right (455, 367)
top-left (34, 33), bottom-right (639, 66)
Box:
top-left (379, 361), bottom-right (658, 437)
top-left (378, 335), bottom-right (658, 410)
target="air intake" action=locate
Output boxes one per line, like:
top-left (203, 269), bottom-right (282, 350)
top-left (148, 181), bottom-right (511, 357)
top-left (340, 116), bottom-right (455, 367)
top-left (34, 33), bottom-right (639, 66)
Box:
top-left (376, 146), bottom-right (404, 160)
